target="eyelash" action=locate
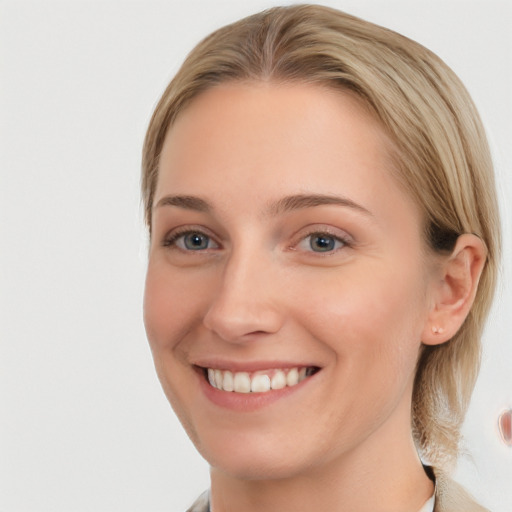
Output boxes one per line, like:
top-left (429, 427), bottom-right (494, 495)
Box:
top-left (292, 229), bottom-right (352, 255)
top-left (162, 227), bottom-right (219, 251)
top-left (161, 227), bottom-right (352, 255)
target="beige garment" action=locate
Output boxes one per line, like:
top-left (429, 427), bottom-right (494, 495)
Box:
top-left (186, 470), bottom-right (489, 512)
top-left (434, 470), bottom-right (490, 512)
top-left (186, 490), bottom-right (209, 512)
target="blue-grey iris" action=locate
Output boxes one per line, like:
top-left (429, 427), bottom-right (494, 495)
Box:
top-left (184, 233), bottom-right (210, 250)
top-left (310, 234), bottom-right (336, 252)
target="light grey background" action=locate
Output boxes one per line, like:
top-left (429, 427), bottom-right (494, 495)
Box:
top-left (1, 1), bottom-right (511, 511)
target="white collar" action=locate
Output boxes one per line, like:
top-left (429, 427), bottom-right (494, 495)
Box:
top-left (417, 492), bottom-right (435, 512)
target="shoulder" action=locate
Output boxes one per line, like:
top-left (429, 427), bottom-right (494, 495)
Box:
top-left (185, 490), bottom-right (210, 512)
top-left (434, 470), bottom-right (490, 512)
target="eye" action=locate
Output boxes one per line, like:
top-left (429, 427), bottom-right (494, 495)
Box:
top-left (164, 230), bottom-right (219, 251)
top-left (180, 232), bottom-right (211, 250)
top-left (297, 232), bottom-right (348, 253)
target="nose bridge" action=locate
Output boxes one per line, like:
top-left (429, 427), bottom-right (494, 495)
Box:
top-left (203, 243), bottom-right (282, 341)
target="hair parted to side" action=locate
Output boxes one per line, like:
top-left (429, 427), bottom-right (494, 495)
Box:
top-left (142, 4), bottom-right (500, 470)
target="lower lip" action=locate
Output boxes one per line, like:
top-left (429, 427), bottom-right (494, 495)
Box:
top-left (198, 370), bottom-right (317, 412)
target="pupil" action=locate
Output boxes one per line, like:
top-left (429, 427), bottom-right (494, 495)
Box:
top-left (312, 235), bottom-right (335, 251)
top-left (186, 233), bottom-right (207, 249)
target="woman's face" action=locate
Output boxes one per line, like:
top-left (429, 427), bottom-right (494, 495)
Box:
top-left (144, 83), bottom-right (438, 479)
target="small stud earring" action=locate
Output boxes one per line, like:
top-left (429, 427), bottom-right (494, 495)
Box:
top-left (432, 326), bottom-right (444, 335)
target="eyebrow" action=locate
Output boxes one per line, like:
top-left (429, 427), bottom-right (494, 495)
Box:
top-left (155, 195), bottom-right (211, 212)
top-left (154, 193), bottom-right (372, 217)
top-left (267, 193), bottom-right (373, 217)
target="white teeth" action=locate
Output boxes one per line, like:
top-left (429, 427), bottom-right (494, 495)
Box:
top-left (270, 370), bottom-right (286, 390)
top-left (286, 368), bottom-right (299, 387)
top-left (251, 374), bottom-right (271, 393)
top-left (233, 372), bottom-right (251, 393)
top-left (223, 370), bottom-right (234, 392)
top-left (206, 367), bottom-right (315, 393)
top-left (214, 369), bottom-right (223, 389)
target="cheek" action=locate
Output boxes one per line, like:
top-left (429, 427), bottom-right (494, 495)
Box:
top-left (143, 260), bottom-right (202, 351)
top-left (143, 261), bottom-right (206, 440)
top-left (297, 264), bottom-right (427, 367)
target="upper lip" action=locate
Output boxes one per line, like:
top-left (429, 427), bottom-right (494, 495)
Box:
top-left (192, 359), bottom-right (321, 373)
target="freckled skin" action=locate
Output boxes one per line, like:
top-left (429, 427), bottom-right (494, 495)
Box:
top-left (144, 83), bottom-right (438, 510)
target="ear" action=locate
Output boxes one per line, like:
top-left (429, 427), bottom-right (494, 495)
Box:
top-left (422, 233), bottom-right (487, 346)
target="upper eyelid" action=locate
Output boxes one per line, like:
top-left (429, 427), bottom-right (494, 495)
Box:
top-left (291, 225), bottom-right (353, 243)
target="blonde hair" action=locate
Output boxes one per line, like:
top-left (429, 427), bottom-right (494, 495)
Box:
top-left (142, 4), bottom-right (500, 469)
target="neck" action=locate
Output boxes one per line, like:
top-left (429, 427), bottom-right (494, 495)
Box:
top-left (209, 397), bottom-right (434, 512)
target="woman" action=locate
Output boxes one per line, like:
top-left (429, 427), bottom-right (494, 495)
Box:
top-left (141, 5), bottom-right (500, 511)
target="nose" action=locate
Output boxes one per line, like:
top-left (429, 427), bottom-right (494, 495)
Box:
top-left (203, 249), bottom-right (284, 342)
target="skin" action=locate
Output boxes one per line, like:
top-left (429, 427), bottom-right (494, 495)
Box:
top-left (143, 82), bottom-right (485, 512)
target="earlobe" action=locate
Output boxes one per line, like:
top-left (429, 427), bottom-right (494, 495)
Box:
top-left (422, 233), bottom-right (487, 346)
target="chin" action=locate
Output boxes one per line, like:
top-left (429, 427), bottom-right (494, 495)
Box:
top-left (210, 454), bottom-right (309, 482)
top-left (195, 429), bottom-right (314, 481)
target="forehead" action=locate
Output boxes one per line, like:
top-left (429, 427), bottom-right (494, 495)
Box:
top-left (155, 81), bottom-right (420, 227)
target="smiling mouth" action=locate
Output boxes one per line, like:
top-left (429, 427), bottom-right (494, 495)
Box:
top-left (201, 366), bottom-right (320, 393)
